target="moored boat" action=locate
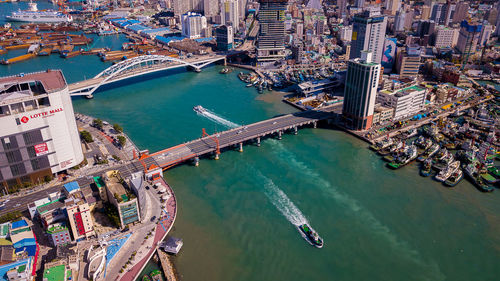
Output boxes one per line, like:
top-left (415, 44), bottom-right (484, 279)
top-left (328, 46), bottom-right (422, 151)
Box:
top-left (444, 169), bottom-right (463, 187)
top-left (464, 163), bottom-right (494, 192)
top-left (387, 145), bottom-right (418, 169)
top-left (435, 160), bottom-right (460, 182)
top-left (420, 159), bottom-right (433, 177)
top-left (297, 224), bottom-right (323, 248)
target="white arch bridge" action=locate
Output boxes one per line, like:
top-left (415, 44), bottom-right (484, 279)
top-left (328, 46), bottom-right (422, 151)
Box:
top-left (68, 54), bottom-right (226, 98)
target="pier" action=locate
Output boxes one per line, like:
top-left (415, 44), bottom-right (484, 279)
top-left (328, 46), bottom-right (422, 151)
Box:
top-left (68, 54), bottom-right (226, 98)
top-left (139, 104), bottom-right (342, 170)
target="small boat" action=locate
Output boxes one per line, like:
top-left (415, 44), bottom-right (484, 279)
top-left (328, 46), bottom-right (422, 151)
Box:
top-left (464, 163), bottom-right (494, 192)
top-left (193, 105), bottom-right (207, 114)
top-left (387, 145), bottom-right (418, 169)
top-left (444, 169), bottom-right (463, 187)
top-left (297, 224), bottom-right (323, 248)
top-left (370, 138), bottom-right (393, 151)
top-left (435, 160), bottom-right (460, 182)
top-left (417, 143), bottom-right (439, 162)
top-left (420, 159), bottom-right (432, 177)
top-left (246, 83), bottom-right (253, 87)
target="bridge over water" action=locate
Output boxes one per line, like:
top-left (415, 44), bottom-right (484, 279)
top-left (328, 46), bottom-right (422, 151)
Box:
top-left (68, 54), bottom-right (226, 98)
top-left (138, 105), bottom-right (342, 171)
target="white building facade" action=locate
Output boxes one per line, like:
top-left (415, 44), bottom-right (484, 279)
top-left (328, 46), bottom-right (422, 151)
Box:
top-left (181, 12), bottom-right (207, 39)
top-left (0, 70), bottom-right (83, 190)
top-left (377, 85), bottom-right (426, 120)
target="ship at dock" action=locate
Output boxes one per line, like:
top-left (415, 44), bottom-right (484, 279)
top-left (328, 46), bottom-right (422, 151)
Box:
top-left (297, 224), bottom-right (323, 248)
top-left (6, 0), bottom-right (73, 23)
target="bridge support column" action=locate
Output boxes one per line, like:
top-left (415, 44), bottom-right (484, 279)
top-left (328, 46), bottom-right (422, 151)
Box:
top-left (214, 153), bottom-right (220, 160)
top-left (313, 121), bottom-right (317, 129)
top-left (278, 131), bottom-right (282, 140)
top-left (256, 137), bottom-right (261, 147)
top-left (238, 142), bottom-right (243, 152)
top-left (194, 157), bottom-right (199, 167)
top-left (86, 94), bottom-right (94, 99)
top-left (294, 126), bottom-right (298, 135)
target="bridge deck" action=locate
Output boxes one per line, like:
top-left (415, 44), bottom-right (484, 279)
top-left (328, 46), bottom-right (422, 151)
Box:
top-left (151, 105), bottom-right (341, 169)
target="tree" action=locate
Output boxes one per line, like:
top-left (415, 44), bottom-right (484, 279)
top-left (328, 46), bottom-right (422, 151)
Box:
top-left (113, 123), bottom-right (123, 133)
top-left (0, 211), bottom-right (22, 224)
top-left (117, 135), bottom-right (126, 147)
top-left (80, 130), bottom-right (93, 143)
top-left (93, 118), bottom-right (103, 129)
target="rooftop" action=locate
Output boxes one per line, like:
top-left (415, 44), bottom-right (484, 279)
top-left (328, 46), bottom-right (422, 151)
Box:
top-left (10, 220), bottom-right (28, 230)
top-left (0, 70), bottom-right (66, 94)
top-left (104, 171), bottom-right (129, 203)
top-left (47, 224), bottom-right (68, 235)
top-left (63, 181), bottom-right (80, 194)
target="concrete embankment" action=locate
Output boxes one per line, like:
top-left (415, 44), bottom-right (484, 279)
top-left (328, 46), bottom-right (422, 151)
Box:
top-left (158, 250), bottom-right (178, 281)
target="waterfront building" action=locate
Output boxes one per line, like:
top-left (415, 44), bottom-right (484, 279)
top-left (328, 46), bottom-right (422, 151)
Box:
top-left (181, 12), bottom-right (207, 39)
top-left (220, 0), bottom-right (239, 28)
top-left (349, 7), bottom-right (387, 64)
top-left (46, 223), bottom-right (71, 246)
top-left (103, 170), bottom-right (140, 228)
top-left (377, 85), bottom-right (426, 120)
top-left (396, 44), bottom-right (421, 79)
top-left (297, 79), bottom-right (341, 97)
top-left (342, 51), bottom-right (381, 131)
top-left (216, 25), bottom-right (234, 51)
top-left (64, 182), bottom-right (95, 241)
top-left (0, 70), bottom-right (84, 192)
top-left (456, 21), bottom-right (482, 62)
top-left (434, 25), bottom-right (459, 48)
top-left (372, 105), bottom-right (394, 125)
top-left (256, 0), bottom-right (287, 64)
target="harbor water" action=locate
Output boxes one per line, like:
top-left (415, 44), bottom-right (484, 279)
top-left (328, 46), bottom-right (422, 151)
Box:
top-left (1, 4), bottom-right (500, 280)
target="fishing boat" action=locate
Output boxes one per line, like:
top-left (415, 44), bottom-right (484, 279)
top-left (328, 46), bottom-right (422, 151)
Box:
top-left (417, 143), bottom-right (439, 162)
top-left (420, 159), bottom-right (433, 177)
top-left (435, 160), bottom-right (460, 182)
top-left (297, 224), bottom-right (323, 248)
top-left (464, 163), bottom-right (494, 192)
top-left (387, 145), bottom-right (418, 169)
top-left (370, 137), bottom-right (393, 151)
top-left (378, 141), bottom-right (403, 156)
top-left (433, 152), bottom-right (454, 171)
top-left (444, 169), bottom-right (463, 187)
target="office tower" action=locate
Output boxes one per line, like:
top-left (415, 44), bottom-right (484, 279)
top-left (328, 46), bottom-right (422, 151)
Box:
top-left (452, 2), bottom-right (469, 24)
top-left (433, 25), bottom-right (458, 48)
top-left (394, 9), bottom-right (406, 32)
top-left (173, 0), bottom-right (190, 15)
top-left (220, 0), bottom-right (239, 28)
top-left (181, 12), bottom-right (207, 39)
top-left (238, 0), bottom-right (248, 20)
top-left (396, 44), bottom-right (421, 78)
top-left (431, 3), bottom-right (445, 25)
top-left (337, 0), bottom-right (347, 18)
top-left (421, 5), bottom-right (431, 20)
top-left (444, 3), bottom-right (455, 26)
top-left (257, 0), bottom-right (287, 64)
top-left (216, 25), bottom-right (234, 50)
top-left (386, 0), bottom-right (401, 16)
top-left (479, 23), bottom-right (493, 46)
top-left (350, 7), bottom-right (387, 64)
top-left (343, 51), bottom-right (381, 131)
top-left (204, 0), bottom-right (220, 17)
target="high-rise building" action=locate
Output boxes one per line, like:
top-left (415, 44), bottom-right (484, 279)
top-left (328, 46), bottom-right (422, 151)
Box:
top-left (377, 84), bottom-right (426, 120)
top-left (0, 70), bottom-right (84, 191)
top-left (315, 20), bottom-right (325, 35)
top-left (216, 25), bottom-right (234, 50)
top-left (181, 12), bottom-right (207, 39)
top-left (343, 51), bottom-right (381, 131)
top-left (417, 20), bottom-right (435, 38)
top-left (173, 0), bottom-right (190, 15)
top-left (444, 3), bottom-right (455, 26)
top-left (356, 0), bottom-right (365, 9)
top-left (350, 7), bottom-right (387, 64)
top-left (238, 0), bottom-right (248, 20)
top-left (452, 2), bottom-right (469, 24)
top-left (396, 44), bottom-right (421, 79)
top-left (339, 25), bottom-right (352, 42)
top-left (434, 25), bottom-right (459, 48)
top-left (394, 9), bottom-right (406, 32)
top-left (456, 21), bottom-right (482, 59)
top-left (386, 0), bottom-right (401, 16)
top-left (421, 5), bottom-right (431, 20)
top-left (204, 0), bottom-right (220, 17)
top-left (337, 0), bottom-right (347, 18)
top-left (257, 0), bottom-right (287, 64)
top-left (431, 3), bottom-right (445, 25)
top-left (485, 9), bottom-right (498, 25)
top-left (479, 23), bottom-right (493, 47)
top-left (220, 0), bottom-right (239, 28)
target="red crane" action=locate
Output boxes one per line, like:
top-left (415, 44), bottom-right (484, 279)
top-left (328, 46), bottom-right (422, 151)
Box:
top-left (202, 128), bottom-right (220, 156)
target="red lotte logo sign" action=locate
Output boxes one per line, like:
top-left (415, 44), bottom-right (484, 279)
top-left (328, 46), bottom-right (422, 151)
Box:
top-left (20, 108), bottom-right (63, 123)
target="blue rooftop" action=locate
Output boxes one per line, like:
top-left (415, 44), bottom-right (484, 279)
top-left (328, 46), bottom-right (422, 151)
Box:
top-left (127, 24), bottom-right (150, 32)
top-left (194, 37), bottom-right (214, 42)
top-left (141, 27), bottom-right (170, 34)
top-left (63, 181), bottom-right (80, 194)
top-left (10, 220), bottom-right (28, 230)
top-left (13, 238), bottom-right (36, 249)
top-left (156, 36), bottom-right (185, 44)
top-left (0, 258), bottom-right (30, 281)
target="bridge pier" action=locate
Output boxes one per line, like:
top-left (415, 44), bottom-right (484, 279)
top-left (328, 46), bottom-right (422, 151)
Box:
top-left (313, 121), bottom-right (317, 128)
top-left (85, 94), bottom-right (94, 99)
top-left (238, 142), bottom-right (243, 152)
top-left (278, 131), bottom-right (282, 140)
top-left (256, 137), bottom-right (261, 147)
top-left (194, 157), bottom-right (199, 167)
top-left (214, 152), bottom-right (220, 160)
top-left (293, 126), bottom-right (298, 135)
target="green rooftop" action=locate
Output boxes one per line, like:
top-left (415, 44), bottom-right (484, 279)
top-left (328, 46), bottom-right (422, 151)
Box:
top-left (401, 85), bottom-right (425, 92)
top-left (10, 227), bottom-right (30, 236)
top-left (93, 176), bottom-right (105, 189)
top-left (17, 265), bottom-right (26, 273)
top-left (1, 224), bottom-right (9, 236)
top-left (43, 264), bottom-right (66, 281)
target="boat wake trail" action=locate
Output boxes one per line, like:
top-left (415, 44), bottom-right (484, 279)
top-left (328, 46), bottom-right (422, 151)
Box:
top-left (268, 140), bottom-right (445, 280)
top-left (195, 106), bottom-right (241, 129)
top-left (254, 169), bottom-right (308, 226)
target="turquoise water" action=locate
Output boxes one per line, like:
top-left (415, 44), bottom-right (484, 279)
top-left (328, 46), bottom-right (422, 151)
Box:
top-left (1, 5), bottom-right (500, 280)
